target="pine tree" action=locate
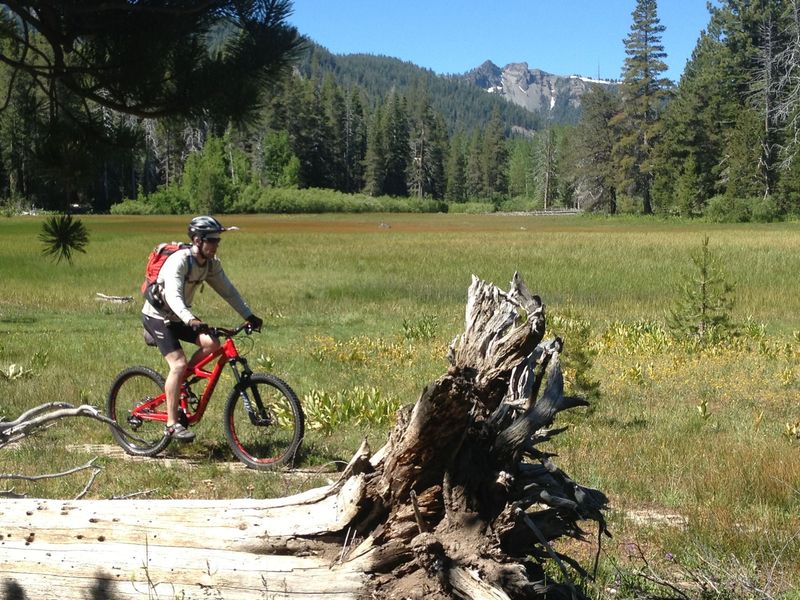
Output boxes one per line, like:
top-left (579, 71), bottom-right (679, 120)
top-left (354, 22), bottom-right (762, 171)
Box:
top-left (668, 236), bottom-right (736, 342)
top-left (445, 133), bottom-right (468, 202)
top-left (535, 127), bottom-right (558, 210)
top-left (383, 91), bottom-right (411, 197)
top-left (724, 106), bottom-right (766, 200)
top-left (698, 0), bottom-right (787, 210)
top-left (181, 136), bottom-right (232, 214)
top-left (613, 0), bottom-right (672, 214)
top-left (262, 129), bottom-right (299, 188)
top-left (465, 131), bottom-right (486, 200)
top-left (39, 214), bottom-right (90, 265)
top-left (343, 88), bottom-right (368, 193)
top-left (775, 0), bottom-right (800, 179)
top-left (576, 85), bottom-right (621, 212)
top-left (364, 105), bottom-right (387, 196)
top-left (555, 126), bottom-right (580, 208)
top-left (321, 74), bottom-right (347, 191)
top-left (483, 107), bottom-right (508, 201)
top-left (651, 31), bottom-right (737, 214)
top-left (674, 153), bottom-right (703, 216)
top-left (747, 3), bottom-right (786, 199)
top-left (507, 138), bottom-right (535, 200)
top-left (408, 92), bottom-right (447, 199)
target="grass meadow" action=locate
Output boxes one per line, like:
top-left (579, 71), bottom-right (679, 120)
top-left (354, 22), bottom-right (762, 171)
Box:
top-left (1, 213), bottom-right (799, 597)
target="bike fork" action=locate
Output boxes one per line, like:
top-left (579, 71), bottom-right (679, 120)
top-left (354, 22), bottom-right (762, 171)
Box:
top-left (228, 361), bottom-right (269, 426)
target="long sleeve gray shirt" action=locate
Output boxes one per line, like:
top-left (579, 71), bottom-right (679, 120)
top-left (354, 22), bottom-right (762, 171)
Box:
top-left (141, 248), bottom-right (252, 324)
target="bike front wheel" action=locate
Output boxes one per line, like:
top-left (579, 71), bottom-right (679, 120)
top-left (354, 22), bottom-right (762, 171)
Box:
top-left (223, 373), bottom-right (304, 470)
top-left (107, 366), bottom-right (171, 457)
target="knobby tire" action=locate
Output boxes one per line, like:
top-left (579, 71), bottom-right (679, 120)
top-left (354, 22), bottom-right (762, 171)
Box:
top-left (106, 366), bottom-right (171, 457)
top-left (223, 373), bottom-right (304, 470)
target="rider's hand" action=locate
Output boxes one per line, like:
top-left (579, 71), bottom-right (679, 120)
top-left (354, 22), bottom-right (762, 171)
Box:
top-left (245, 314), bottom-right (263, 332)
top-left (188, 319), bottom-right (208, 334)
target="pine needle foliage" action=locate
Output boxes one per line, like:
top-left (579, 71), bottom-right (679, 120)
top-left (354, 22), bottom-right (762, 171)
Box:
top-left (667, 235), bottom-right (736, 342)
top-left (39, 215), bottom-right (90, 265)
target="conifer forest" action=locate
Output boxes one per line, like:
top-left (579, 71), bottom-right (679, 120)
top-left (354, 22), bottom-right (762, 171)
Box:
top-left (0, 0), bottom-right (798, 222)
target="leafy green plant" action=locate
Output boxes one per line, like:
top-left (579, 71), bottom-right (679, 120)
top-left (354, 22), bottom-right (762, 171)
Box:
top-left (667, 236), bottom-right (736, 343)
top-left (303, 386), bottom-right (401, 434)
top-left (39, 214), bottom-right (89, 264)
top-left (253, 353), bottom-right (274, 372)
top-left (401, 314), bottom-right (438, 341)
top-left (31, 350), bottom-right (49, 371)
top-left (549, 311), bottom-right (601, 403)
top-left (309, 335), bottom-right (413, 365)
top-left (621, 362), bottom-right (646, 386)
top-left (705, 194), bottom-right (753, 223)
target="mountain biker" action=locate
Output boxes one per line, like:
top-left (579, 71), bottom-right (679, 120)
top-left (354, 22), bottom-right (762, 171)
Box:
top-left (141, 215), bottom-right (263, 441)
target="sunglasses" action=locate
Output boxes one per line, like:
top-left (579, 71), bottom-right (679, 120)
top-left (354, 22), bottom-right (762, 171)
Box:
top-left (204, 237), bottom-right (221, 244)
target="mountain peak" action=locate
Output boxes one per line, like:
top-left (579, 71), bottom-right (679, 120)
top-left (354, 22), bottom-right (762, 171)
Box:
top-left (461, 61), bottom-right (615, 121)
top-left (465, 60), bottom-right (503, 92)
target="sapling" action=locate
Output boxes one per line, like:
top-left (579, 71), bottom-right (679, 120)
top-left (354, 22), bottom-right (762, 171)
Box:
top-left (667, 236), bottom-right (736, 343)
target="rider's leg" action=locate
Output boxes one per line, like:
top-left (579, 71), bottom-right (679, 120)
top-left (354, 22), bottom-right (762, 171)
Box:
top-left (164, 348), bottom-right (188, 427)
top-left (186, 331), bottom-right (221, 371)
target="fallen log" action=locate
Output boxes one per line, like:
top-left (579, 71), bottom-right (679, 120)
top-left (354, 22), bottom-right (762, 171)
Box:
top-left (1, 467), bottom-right (371, 599)
top-left (1, 273), bottom-right (608, 599)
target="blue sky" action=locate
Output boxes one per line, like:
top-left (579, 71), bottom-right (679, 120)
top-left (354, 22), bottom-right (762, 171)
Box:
top-left (288, 1), bottom-right (714, 82)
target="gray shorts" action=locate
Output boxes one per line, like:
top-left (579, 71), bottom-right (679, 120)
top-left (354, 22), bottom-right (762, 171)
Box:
top-left (142, 314), bottom-right (198, 356)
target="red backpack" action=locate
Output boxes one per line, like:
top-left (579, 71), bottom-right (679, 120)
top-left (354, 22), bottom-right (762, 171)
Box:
top-left (141, 242), bottom-right (190, 294)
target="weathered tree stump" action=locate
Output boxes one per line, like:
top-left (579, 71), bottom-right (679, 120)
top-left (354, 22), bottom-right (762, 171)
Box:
top-left (1, 274), bottom-right (608, 599)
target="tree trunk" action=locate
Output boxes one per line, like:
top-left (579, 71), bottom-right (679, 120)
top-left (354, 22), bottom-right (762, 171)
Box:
top-left (1, 274), bottom-right (608, 599)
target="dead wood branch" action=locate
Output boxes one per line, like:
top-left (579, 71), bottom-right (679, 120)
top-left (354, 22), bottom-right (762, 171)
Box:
top-left (95, 292), bottom-right (133, 303)
top-left (0, 402), bottom-right (146, 448)
top-left (74, 468), bottom-right (102, 500)
top-left (0, 457), bottom-right (100, 483)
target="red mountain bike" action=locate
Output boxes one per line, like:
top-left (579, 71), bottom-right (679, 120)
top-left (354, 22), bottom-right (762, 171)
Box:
top-left (106, 323), bottom-right (304, 470)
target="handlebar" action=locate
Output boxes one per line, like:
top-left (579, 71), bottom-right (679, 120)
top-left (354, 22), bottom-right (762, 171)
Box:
top-left (204, 322), bottom-right (259, 338)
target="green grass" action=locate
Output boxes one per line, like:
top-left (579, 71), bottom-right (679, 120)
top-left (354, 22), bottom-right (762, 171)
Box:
top-left (1, 213), bottom-right (800, 596)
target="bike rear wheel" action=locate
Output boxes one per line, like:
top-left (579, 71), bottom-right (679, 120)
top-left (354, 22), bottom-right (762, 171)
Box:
top-left (223, 373), bottom-right (304, 469)
top-left (107, 366), bottom-right (171, 457)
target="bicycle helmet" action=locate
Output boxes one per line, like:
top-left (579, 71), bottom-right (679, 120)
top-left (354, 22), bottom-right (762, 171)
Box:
top-left (188, 215), bottom-right (226, 241)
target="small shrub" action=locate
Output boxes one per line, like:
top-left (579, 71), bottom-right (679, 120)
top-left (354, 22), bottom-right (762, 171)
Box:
top-left (667, 236), bottom-right (737, 343)
top-left (110, 186), bottom-right (190, 215)
top-left (741, 316), bottom-right (767, 340)
top-left (598, 319), bottom-right (674, 355)
top-left (705, 195), bottom-right (752, 222)
top-left (253, 354), bottom-right (274, 372)
top-left (303, 386), bottom-right (401, 434)
top-left (39, 214), bottom-right (89, 264)
top-left (402, 314), bottom-right (438, 342)
top-left (231, 186), bottom-right (445, 214)
top-left (549, 311), bottom-right (601, 402)
top-left (615, 193), bottom-right (643, 214)
top-left (30, 350), bottom-right (49, 371)
top-left (447, 201), bottom-right (495, 214)
top-left (751, 195), bottom-right (781, 223)
top-left (310, 335), bottom-right (413, 365)
top-left (497, 196), bottom-right (538, 212)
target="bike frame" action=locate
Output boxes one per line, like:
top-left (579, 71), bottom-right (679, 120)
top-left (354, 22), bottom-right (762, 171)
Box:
top-left (131, 326), bottom-right (251, 425)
